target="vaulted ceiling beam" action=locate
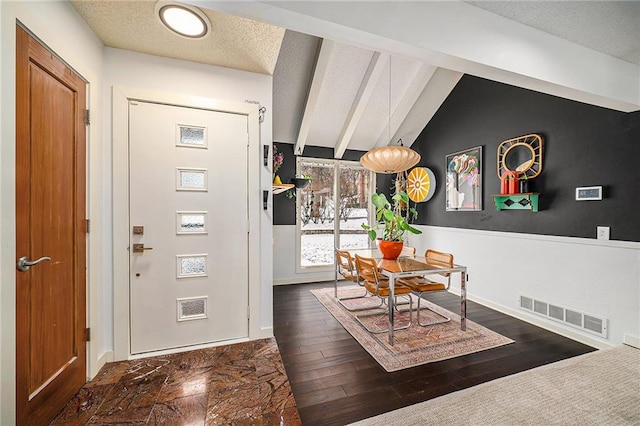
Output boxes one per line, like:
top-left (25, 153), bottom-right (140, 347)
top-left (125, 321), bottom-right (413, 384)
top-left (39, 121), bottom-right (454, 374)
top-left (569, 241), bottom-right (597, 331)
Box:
top-left (375, 62), bottom-right (437, 148)
top-left (294, 39), bottom-right (334, 156)
top-left (390, 67), bottom-right (463, 148)
top-left (334, 52), bottom-right (389, 159)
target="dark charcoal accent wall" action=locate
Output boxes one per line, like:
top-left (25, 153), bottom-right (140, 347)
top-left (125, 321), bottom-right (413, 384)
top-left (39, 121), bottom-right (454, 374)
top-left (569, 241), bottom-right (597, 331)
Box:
top-left (412, 75), bottom-right (640, 242)
top-left (272, 142), bottom-right (367, 225)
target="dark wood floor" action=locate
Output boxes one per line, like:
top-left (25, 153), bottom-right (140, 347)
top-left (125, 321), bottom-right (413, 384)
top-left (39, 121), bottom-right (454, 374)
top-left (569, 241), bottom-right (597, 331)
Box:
top-left (273, 281), bottom-right (596, 426)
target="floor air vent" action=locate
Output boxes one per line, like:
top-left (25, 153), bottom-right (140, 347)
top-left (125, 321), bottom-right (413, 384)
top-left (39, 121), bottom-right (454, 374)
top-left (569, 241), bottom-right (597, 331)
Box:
top-left (519, 295), bottom-right (608, 338)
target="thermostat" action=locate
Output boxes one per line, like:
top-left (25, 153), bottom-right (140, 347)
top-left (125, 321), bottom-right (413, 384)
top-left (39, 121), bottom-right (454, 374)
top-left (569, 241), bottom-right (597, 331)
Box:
top-left (575, 186), bottom-right (602, 201)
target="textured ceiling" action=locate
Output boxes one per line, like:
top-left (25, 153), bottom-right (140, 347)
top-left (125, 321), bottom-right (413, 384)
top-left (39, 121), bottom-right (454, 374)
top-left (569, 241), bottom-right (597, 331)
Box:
top-left (307, 43), bottom-right (374, 149)
top-left (466, 1), bottom-right (640, 65)
top-left (70, 0), bottom-right (285, 74)
top-left (272, 31), bottom-right (321, 144)
top-left (273, 35), bottom-right (444, 155)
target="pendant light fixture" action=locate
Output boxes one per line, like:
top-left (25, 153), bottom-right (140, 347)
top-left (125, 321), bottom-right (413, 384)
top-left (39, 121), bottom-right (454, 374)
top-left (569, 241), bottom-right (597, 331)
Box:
top-left (360, 141), bottom-right (420, 174)
top-left (360, 56), bottom-right (420, 174)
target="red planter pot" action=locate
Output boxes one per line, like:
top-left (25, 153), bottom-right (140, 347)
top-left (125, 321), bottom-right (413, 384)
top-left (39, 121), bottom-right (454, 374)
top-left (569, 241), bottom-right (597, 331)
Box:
top-left (378, 240), bottom-right (404, 260)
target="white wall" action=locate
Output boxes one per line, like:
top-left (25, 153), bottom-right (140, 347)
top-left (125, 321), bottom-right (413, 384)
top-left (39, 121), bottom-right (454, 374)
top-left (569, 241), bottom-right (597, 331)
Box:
top-left (404, 226), bottom-right (640, 349)
top-left (0, 2), bottom-right (104, 424)
top-left (102, 48), bottom-right (274, 353)
top-left (273, 225), bottom-right (335, 285)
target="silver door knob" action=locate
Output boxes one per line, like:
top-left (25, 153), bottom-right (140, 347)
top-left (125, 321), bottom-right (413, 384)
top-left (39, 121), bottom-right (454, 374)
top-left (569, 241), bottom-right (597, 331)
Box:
top-left (16, 256), bottom-right (51, 272)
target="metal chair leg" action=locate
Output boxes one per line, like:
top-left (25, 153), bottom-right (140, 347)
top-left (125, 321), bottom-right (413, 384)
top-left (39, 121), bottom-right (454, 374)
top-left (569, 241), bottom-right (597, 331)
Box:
top-left (415, 294), bottom-right (450, 327)
top-left (355, 295), bottom-right (413, 334)
top-left (339, 292), bottom-right (384, 311)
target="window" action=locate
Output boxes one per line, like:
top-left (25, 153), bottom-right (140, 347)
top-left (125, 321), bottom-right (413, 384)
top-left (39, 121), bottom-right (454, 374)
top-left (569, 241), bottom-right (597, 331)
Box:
top-left (297, 157), bottom-right (374, 271)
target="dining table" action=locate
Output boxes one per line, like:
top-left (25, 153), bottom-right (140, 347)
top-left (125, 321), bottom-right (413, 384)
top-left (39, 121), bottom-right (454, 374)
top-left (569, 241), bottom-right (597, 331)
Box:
top-left (344, 248), bottom-right (468, 345)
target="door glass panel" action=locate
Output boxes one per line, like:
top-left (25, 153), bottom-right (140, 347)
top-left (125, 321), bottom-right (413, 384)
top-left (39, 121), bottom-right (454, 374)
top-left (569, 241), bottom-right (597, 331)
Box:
top-left (177, 297), bottom-right (208, 321)
top-left (176, 254), bottom-right (207, 278)
top-left (299, 161), bottom-right (335, 267)
top-left (176, 168), bottom-right (207, 191)
top-left (177, 211), bottom-right (207, 234)
top-left (177, 125), bottom-right (207, 148)
top-left (338, 164), bottom-right (371, 250)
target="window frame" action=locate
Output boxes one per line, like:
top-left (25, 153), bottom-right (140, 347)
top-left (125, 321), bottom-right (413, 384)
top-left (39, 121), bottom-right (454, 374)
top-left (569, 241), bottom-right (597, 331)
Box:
top-left (295, 156), bottom-right (375, 273)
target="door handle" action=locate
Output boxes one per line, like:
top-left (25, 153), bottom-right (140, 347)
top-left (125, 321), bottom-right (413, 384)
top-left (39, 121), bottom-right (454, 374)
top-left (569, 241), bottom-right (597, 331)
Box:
top-left (16, 256), bottom-right (51, 272)
top-left (132, 244), bottom-right (154, 254)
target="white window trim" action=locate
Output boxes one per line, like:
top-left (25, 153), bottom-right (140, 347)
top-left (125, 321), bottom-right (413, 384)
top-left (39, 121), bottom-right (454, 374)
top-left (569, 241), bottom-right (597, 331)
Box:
top-left (295, 156), bottom-right (375, 274)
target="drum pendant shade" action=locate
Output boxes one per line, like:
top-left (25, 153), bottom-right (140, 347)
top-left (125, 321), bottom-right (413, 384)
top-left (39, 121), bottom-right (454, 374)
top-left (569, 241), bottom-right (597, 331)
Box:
top-left (360, 145), bottom-right (421, 174)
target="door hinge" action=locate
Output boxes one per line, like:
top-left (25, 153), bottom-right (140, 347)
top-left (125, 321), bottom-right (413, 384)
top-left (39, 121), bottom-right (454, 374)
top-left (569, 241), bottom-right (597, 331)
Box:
top-left (247, 307), bottom-right (250, 320)
top-left (85, 328), bottom-right (91, 342)
top-left (85, 219), bottom-right (90, 233)
top-left (85, 109), bottom-right (90, 125)
top-left (247, 220), bottom-right (250, 233)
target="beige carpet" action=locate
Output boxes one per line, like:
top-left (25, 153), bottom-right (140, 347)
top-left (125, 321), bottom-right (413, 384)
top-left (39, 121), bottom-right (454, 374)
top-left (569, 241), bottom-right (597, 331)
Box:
top-left (350, 344), bottom-right (640, 425)
top-left (311, 286), bottom-right (513, 372)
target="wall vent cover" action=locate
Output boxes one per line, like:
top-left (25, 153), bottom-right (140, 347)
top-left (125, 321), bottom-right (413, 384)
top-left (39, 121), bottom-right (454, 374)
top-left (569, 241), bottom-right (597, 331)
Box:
top-left (519, 294), bottom-right (607, 338)
top-left (548, 304), bottom-right (564, 321)
top-left (566, 309), bottom-right (583, 327)
top-left (533, 300), bottom-right (548, 315)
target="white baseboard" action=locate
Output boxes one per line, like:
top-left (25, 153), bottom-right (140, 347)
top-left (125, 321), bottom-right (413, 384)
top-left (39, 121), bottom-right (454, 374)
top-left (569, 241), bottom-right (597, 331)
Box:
top-left (624, 334), bottom-right (640, 349)
top-left (259, 327), bottom-right (274, 339)
top-left (448, 289), bottom-right (614, 350)
top-left (127, 337), bottom-right (254, 360)
top-left (274, 275), bottom-right (334, 285)
top-left (89, 350), bottom-right (113, 380)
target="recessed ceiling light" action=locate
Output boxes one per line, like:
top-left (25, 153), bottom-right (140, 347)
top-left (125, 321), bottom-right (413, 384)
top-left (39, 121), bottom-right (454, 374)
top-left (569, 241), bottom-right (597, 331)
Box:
top-left (155, 1), bottom-right (211, 39)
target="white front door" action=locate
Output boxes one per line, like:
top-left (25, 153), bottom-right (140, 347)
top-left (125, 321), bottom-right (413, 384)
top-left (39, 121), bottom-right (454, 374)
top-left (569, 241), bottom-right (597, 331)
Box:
top-left (129, 101), bottom-right (249, 354)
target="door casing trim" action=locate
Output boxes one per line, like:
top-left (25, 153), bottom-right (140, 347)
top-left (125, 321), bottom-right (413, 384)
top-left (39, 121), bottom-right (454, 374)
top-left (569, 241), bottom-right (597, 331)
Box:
top-left (112, 86), bottom-right (261, 360)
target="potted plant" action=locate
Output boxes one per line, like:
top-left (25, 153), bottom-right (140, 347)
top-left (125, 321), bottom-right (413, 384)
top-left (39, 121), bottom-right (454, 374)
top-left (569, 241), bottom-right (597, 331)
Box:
top-left (361, 192), bottom-right (422, 259)
top-left (289, 173), bottom-right (312, 189)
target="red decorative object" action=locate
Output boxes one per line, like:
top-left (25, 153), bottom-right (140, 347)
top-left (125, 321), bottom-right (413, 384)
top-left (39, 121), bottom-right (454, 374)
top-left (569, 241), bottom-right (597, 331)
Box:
top-left (378, 240), bottom-right (404, 260)
top-left (501, 171), bottom-right (519, 195)
top-left (500, 173), bottom-right (509, 195)
top-left (509, 171), bottom-right (519, 194)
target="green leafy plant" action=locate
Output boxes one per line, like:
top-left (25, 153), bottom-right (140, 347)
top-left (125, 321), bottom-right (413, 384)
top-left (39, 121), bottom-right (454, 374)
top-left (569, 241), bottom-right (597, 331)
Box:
top-left (361, 192), bottom-right (421, 242)
top-left (285, 173), bottom-right (312, 199)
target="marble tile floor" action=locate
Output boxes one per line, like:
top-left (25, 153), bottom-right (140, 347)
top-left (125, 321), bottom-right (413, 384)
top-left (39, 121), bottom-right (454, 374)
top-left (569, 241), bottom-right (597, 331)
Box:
top-left (50, 338), bottom-right (301, 425)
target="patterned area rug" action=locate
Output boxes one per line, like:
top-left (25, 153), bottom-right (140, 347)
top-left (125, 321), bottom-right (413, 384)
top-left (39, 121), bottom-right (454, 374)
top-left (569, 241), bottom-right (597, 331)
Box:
top-left (312, 286), bottom-right (514, 372)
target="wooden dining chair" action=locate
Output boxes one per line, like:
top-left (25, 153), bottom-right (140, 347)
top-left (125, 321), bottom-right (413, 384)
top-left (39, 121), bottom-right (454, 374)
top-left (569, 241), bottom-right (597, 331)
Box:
top-left (353, 254), bottom-right (413, 333)
top-left (334, 248), bottom-right (381, 311)
top-left (397, 249), bottom-right (453, 327)
top-left (401, 246), bottom-right (417, 256)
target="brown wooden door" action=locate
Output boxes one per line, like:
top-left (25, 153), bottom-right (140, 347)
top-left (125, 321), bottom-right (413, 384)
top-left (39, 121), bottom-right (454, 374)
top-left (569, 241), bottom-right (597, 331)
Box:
top-left (15, 26), bottom-right (87, 426)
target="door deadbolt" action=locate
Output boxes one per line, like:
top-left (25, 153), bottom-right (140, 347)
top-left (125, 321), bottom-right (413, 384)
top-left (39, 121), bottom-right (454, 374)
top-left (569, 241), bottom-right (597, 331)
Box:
top-left (132, 244), bottom-right (153, 254)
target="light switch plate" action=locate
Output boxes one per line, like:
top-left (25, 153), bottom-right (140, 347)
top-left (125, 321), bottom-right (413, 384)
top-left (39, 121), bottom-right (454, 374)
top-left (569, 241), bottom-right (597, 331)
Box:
top-left (597, 226), bottom-right (610, 240)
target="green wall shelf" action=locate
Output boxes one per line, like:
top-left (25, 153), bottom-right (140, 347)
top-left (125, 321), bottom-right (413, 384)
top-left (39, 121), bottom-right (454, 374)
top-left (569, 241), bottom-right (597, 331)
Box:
top-left (491, 193), bottom-right (540, 212)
